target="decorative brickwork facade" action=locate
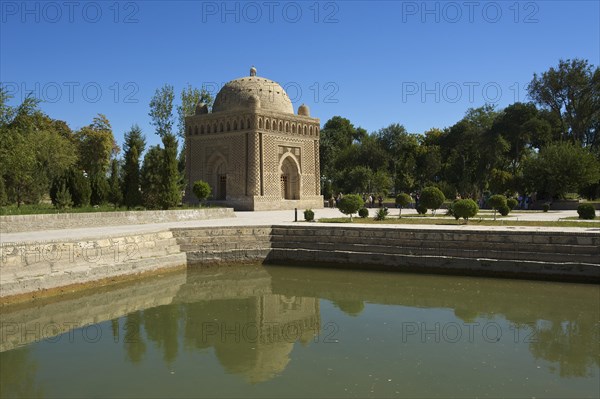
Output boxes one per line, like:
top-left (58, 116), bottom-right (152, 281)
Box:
top-left (184, 68), bottom-right (323, 210)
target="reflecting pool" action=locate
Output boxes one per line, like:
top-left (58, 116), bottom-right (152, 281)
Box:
top-left (1, 264), bottom-right (599, 398)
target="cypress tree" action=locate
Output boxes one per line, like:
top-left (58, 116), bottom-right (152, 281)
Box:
top-left (108, 158), bottom-right (122, 208)
top-left (140, 145), bottom-right (163, 209)
top-left (122, 125), bottom-right (146, 209)
top-left (160, 133), bottom-right (181, 209)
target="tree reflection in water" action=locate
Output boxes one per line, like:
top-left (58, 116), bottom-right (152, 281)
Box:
top-left (1, 264), bottom-right (598, 387)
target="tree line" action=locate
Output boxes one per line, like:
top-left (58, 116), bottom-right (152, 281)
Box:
top-left (0, 84), bottom-right (212, 210)
top-left (0, 59), bottom-right (598, 211)
top-left (321, 59), bottom-right (600, 203)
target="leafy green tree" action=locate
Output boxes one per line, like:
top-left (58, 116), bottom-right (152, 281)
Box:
top-left (420, 187), bottom-right (445, 215)
top-left (320, 116), bottom-right (367, 184)
top-left (491, 102), bottom-right (551, 174)
top-left (149, 84), bottom-right (181, 209)
top-left (76, 114), bottom-right (117, 204)
top-left (523, 142), bottom-right (600, 200)
top-left (372, 170), bottom-right (393, 198)
top-left (177, 84), bottom-right (213, 139)
top-left (338, 194), bottom-right (364, 221)
top-left (177, 85), bottom-right (214, 175)
top-left (415, 133), bottom-right (442, 188)
top-left (376, 124), bottom-right (419, 193)
top-left (192, 180), bottom-right (211, 204)
top-left (528, 59), bottom-right (599, 147)
top-left (108, 158), bottom-right (123, 208)
top-left (122, 125), bottom-right (146, 209)
top-left (488, 194), bottom-right (507, 220)
top-left (395, 193), bottom-right (412, 218)
top-left (141, 145), bottom-right (163, 209)
top-left (452, 199), bottom-right (479, 222)
top-left (439, 105), bottom-right (501, 197)
top-left (0, 176), bottom-right (7, 206)
top-left (345, 166), bottom-right (373, 193)
top-left (149, 84), bottom-right (175, 138)
top-left (0, 94), bottom-right (77, 205)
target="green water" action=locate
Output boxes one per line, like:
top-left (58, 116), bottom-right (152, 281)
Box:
top-left (1, 265), bottom-right (599, 398)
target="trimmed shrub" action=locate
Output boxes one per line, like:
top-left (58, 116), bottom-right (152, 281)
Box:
top-left (416, 203), bottom-right (428, 215)
top-left (498, 204), bottom-right (510, 216)
top-left (192, 180), bottom-right (212, 204)
top-left (338, 194), bottom-right (364, 220)
top-left (507, 198), bottom-right (518, 210)
top-left (488, 194), bottom-right (507, 220)
top-left (543, 203), bottom-right (550, 212)
top-left (420, 187), bottom-right (445, 214)
top-left (452, 199), bottom-right (478, 221)
top-left (395, 193), bottom-right (412, 218)
top-left (304, 209), bottom-right (315, 222)
top-left (358, 207), bottom-right (369, 218)
top-left (374, 207), bottom-right (389, 221)
top-left (577, 204), bottom-right (596, 220)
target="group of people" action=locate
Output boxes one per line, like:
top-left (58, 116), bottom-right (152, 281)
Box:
top-left (326, 193), bottom-right (384, 208)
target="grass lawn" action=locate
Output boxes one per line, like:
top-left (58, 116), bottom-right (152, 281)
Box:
top-left (0, 203), bottom-right (217, 216)
top-left (560, 216), bottom-right (599, 221)
top-left (318, 217), bottom-right (600, 228)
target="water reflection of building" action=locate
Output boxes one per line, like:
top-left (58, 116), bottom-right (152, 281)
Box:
top-left (175, 268), bottom-right (319, 383)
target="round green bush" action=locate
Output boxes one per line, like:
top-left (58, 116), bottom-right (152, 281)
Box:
top-left (420, 187), bottom-right (445, 213)
top-left (498, 204), bottom-right (510, 216)
top-left (543, 203), bottom-right (550, 212)
top-left (452, 199), bottom-right (479, 221)
top-left (338, 194), bottom-right (365, 220)
top-left (395, 193), bottom-right (412, 207)
top-left (577, 204), bottom-right (596, 220)
top-left (507, 198), bottom-right (518, 210)
top-left (358, 208), bottom-right (369, 218)
top-left (416, 203), bottom-right (428, 215)
top-left (192, 180), bottom-right (212, 203)
top-left (488, 194), bottom-right (507, 210)
top-left (304, 209), bottom-right (315, 221)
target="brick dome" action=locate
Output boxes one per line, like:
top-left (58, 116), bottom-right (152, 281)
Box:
top-left (212, 67), bottom-right (293, 114)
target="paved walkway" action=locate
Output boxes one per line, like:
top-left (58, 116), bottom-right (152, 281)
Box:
top-left (1, 208), bottom-right (598, 245)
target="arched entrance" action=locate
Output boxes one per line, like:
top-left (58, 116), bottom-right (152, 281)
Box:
top-left (215, 160), bottom-right (227, 200)
top-left (207, 153), bottom-right (227, 201)
top-left (280, 155), bottom-right (300, 200)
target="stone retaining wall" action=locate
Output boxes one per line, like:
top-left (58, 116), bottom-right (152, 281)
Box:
top-left (267, 226), bottom-right (600, 282)
top-left (0, 231), bottom-right (186, 298)
top-left (2, 224), bottom-right (598, 301)
top-left (0, 208), bottom-right (236, 233)
top-left (171, 226), bottom-right (272, 264)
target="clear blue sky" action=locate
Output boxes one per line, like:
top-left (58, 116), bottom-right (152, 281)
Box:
top-left (1, 0), bottom-right (598, 150)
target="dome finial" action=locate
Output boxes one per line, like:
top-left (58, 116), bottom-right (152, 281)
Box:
top-left (250, 65), bottom-right (257, 76)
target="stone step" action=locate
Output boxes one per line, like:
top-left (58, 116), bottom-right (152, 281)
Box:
top-left (175, 235), bottom-right (272, 245)
top-left (269, 234), bottom-right (599, 256)
top-left (270, 240), bottom-right (599, 264)
top-left (270, 227), bottom-right (600, 246)
top-left (171, 227), bottom-right (272, 238)
top-left (179, 242), bottom-right (271, 253)
top-left (185, 248), bottom-right (271, 263)
top-left (266, 248), bottom-right (600, 281)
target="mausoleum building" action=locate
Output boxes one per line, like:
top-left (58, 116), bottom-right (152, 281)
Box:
top-left (184, 67), bottom-right (323, 210)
